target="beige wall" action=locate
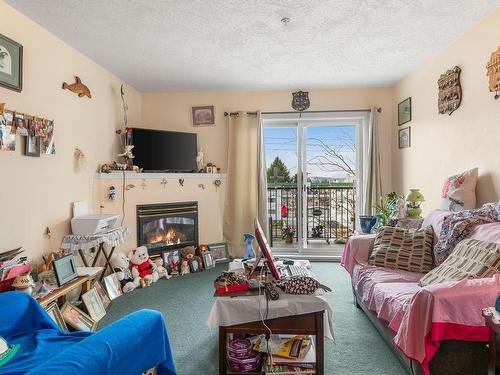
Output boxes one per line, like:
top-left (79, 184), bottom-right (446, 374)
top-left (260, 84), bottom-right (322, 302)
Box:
top-left (0, 1), bottom-right (142, 260)
top-left (142, 88), bottom-right (394, 190)
top-left (392, 9), bottom-right (500, 213)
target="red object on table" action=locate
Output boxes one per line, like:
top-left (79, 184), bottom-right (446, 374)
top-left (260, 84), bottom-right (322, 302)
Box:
top-left (214, 282), bottom-right (249, 295)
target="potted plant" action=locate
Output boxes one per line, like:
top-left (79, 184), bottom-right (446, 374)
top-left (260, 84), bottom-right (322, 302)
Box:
top-left (281, 225), bottom-right (295, 244)
top-left (372, 192), bottom-right (400, 227)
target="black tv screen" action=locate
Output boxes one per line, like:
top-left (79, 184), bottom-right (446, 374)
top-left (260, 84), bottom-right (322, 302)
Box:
top-left (129, 128), bottom-right (197, 172)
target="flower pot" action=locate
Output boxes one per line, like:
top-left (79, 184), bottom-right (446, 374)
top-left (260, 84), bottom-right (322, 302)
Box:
top-left (285, 237), bottom-right (293, 244)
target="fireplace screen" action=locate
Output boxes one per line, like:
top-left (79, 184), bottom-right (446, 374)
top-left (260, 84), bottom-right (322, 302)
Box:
top-left (137, 202), bottom-right (198, 254)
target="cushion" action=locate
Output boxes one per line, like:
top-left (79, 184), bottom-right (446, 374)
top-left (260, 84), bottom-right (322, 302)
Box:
top-left (419, 238), bottom-right (500, 286)
top-left (368, 226), bottom-right (434, 273)
top-left (441, 168), bottom-right (478, 211)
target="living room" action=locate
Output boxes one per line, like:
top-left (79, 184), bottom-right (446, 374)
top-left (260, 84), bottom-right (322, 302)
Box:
top-left (0, 1), bottom-right (499, 375)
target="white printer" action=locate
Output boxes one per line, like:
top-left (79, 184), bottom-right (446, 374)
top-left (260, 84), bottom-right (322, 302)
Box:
top-left (70, 201), bottom-right (119, 235)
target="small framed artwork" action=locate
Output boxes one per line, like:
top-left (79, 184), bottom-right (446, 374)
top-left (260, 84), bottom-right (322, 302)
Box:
top-left (203, 251), bottom-right (215, 269)
top-left (0, 33), bottom-right (23, 92)
top-left (82, 288), bottom-right (106, 321)
top-left (191, 105), bottom-right (215, 126)
top-left (92, 280), bottom-right (111, 309)
top-left (162, 250), bottom-right (180, 275)
top-left (52, 254), bottom-right (78, 286)
top-left (398, 127), bottom-right (411, 149)
top-left (45, 302), bottom-right (68, 330)
top-left (208, 242), bottom-right (229, 263)
top-left (61, 303), bottom-right (97, 332)
top-left (25, 135), bottom-right (40, 157)
top-left (190, 259), bottom-right (200, 273)
top-left (103, 273), bottom-right (123, 300)
top-left (398, 97), bottom-right (411, 126)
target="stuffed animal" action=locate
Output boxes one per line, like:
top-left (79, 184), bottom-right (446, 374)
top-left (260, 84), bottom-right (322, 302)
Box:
top-left (110, 253), bottom-right (139, 293)
top-left (154, 258), bottom-right (171, 279)
top-left (180, 260), bottom-right (190, 275)
top-left (180, 246), bottom-right (204, 271)
top-left (128, 246), bottom-right (159, 288)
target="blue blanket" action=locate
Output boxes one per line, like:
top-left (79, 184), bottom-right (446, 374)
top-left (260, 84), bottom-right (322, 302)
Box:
top-left (0, 292), bottom-right (176, 375)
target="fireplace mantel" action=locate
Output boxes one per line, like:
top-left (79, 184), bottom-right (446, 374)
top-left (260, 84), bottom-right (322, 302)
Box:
top-left (96, 172), bottom-right (226, 180)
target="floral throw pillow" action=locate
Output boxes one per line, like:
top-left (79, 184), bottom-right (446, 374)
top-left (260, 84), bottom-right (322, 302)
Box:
top-left (441, 168), bottom-right (478, 212)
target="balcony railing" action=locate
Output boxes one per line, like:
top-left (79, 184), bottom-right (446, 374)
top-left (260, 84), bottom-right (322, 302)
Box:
top-left (267, 182), bottom-right (355, 246)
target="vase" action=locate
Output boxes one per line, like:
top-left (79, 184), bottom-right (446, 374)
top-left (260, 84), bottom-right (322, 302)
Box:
top-left (359, 216), bottom-right (377, 234)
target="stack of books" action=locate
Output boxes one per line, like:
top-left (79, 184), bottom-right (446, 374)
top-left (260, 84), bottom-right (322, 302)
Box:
top-left (253, 335), bottom-right (316, 374)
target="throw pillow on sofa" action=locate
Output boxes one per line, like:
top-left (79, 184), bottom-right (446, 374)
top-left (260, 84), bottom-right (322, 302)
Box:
top-left (441, 168), bottom-right (478, 212)
top-left (419, 238), bottom-right (500, 287)
top-left (368, 226), bottom-right (434, 273)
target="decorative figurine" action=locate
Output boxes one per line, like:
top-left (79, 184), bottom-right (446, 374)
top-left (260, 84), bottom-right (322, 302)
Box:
top-left (196, 147), bottom-right (204, 171)
top-left (108, 186), bottom-right (116, 201)
top-left (62, 76), bottom-right (91, 98)
top-left (243, 233), bottom-right (255, 260)
top-left (396, 197), bottom-right (406, 219)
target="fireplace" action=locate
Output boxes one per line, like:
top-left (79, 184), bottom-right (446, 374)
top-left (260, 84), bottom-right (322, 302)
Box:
top-left (136, 202), bottom-right (198, 255)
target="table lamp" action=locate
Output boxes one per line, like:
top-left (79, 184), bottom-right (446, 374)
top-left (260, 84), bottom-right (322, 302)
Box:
top-left (12, 274), bottom-right (35, 296)
top-left (406, 189), bottom-right (425, 218)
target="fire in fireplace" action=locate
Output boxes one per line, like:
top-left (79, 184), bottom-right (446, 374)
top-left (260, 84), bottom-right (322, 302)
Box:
top-left (136, 202), bottom-right (198, 255)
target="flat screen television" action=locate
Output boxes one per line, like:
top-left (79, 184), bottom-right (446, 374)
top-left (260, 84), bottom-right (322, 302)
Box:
top-left (128, 128), bottom-right (197, 172)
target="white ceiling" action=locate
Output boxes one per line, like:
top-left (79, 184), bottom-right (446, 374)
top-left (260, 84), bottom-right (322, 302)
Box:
top-left (6, 0), bottom-right (499, 92)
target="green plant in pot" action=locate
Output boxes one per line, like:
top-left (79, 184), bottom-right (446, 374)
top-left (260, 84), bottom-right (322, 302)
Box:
top-left (281, 225), bottom-right (295, 244)
top-left (372, 192), bottom-right (400, 227)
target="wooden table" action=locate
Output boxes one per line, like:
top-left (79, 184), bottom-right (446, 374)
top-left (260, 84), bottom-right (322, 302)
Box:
top-left (37, 276), bottom-right (91, 308)
top-left (484, 313), bottom-right (500, 375)
top-left (218, 310), bottom-right (325, 375)
top-left (78, 242), bottom-right (115, 281)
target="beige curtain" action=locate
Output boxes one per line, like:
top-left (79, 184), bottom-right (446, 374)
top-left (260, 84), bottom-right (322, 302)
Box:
top-left (224, 111), bottom-right (268, 257)
top-left (362, 107), bottom-right (383, 215)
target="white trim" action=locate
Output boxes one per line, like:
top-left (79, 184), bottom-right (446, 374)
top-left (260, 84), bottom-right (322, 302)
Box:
top-left (96, 172), bottom-right (226, 180)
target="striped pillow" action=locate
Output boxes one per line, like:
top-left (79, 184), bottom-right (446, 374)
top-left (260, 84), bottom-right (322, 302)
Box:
top-left (368, 226), bottom-right (434, 273)
top-left (419, 239), bottom-right (500, 286)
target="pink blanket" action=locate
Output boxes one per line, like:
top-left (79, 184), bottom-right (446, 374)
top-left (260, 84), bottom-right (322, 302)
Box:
top-left (342, 235), bottom-right (499, 375)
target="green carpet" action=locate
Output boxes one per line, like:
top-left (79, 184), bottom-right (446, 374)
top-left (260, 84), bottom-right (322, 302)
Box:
top-left (99, 263), bottom-right (406, 375)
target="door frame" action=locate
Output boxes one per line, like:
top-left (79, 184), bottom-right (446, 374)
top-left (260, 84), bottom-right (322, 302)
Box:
top-left (262, 111), bottom-right (370, 258)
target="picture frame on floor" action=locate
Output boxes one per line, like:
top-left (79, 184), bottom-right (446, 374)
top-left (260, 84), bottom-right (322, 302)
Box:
top-left (103, 273), bottom-right (123, 300)
top-left (92, 280), bottom-right (111, 309)
top-left (398, 97), bottom-right (411, 126)
top-left (45, 302), bottom-right (68, 330)
top-left (208, 242), bottom-right (229, 264)
top-left (203, 251), bottom-right (215, 269)
top-left (162, 250), bottom-right (180, 275)
top-left (0, 33), bottom-right (23, 92)
top-left (82, 288), bottom-right (106, 321)
top-left (60, 303), bottom-right (97, 332)
top-left (398, 127), bottom-right (411, 149)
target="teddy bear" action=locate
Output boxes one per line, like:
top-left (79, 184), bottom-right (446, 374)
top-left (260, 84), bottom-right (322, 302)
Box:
top-left (154, 258), bottom-right (171, 279)
top-left (110, 253), bottom-right (138, 293)
top-left (180, 246), bottom-right (204, 272)
top-left (128, 246), bottom-right (159, 288)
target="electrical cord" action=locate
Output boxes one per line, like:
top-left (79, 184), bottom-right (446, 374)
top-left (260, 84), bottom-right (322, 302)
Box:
top-left (120, 167), bottom-right (126, 227)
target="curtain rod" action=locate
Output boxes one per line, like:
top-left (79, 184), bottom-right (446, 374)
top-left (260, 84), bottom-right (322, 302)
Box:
top-left (224, 108), bottom-right (382, 117)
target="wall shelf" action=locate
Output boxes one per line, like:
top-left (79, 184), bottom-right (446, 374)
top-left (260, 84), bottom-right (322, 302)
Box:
top-left (96, 172), bottom-right (226, 180)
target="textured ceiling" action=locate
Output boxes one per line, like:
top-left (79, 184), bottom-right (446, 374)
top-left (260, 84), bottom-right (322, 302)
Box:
top-left (6, 0), bottom-right (500, 91)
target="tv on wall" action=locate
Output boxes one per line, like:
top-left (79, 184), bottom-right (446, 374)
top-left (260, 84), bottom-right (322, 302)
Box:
top-left (128, 128), bottom-right (198, 172)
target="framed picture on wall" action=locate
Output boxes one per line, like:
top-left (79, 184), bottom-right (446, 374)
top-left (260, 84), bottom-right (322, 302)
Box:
top-left (0, 33), bottom-right (23, 92)
top-left (398, 127), bottom-right (411, 149)
top-left (191, 105), bottom-right (215, 126)
top-left (398, 97), bottom-right (411, 126)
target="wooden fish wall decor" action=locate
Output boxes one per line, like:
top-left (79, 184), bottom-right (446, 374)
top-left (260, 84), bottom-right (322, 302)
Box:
top-left (62, 76), bottom-right (91, 98)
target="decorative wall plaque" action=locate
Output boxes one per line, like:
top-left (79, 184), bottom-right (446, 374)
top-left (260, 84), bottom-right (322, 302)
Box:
top-left (291, 91), bottom-right (310, 111)
top-left (486, 46), bottom-right (500, 100)
top-left (437, 66), bottom-right (462, 115)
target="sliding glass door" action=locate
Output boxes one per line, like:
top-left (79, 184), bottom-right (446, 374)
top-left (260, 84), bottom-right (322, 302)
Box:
top-left (263, 112), bottom-right (368, 258)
